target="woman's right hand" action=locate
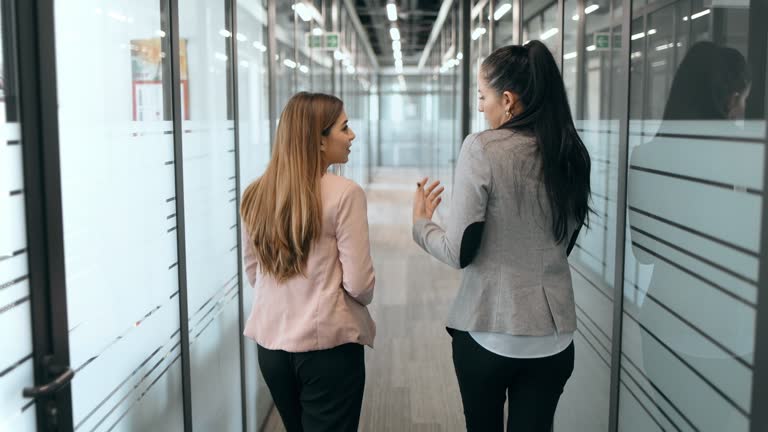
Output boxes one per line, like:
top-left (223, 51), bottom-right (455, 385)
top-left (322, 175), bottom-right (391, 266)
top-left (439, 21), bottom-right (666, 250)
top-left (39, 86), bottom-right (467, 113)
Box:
top-left (413, 177), bottom-right (444, 223)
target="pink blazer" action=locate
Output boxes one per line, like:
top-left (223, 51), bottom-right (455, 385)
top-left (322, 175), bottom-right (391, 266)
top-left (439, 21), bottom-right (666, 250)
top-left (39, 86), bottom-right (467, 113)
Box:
top-left (242, 173), bottom-right (376, 352)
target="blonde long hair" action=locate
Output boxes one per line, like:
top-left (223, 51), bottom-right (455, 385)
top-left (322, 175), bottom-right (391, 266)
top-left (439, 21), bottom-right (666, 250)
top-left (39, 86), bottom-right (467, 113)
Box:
top-left (240, 92), bottom-right (344, 281)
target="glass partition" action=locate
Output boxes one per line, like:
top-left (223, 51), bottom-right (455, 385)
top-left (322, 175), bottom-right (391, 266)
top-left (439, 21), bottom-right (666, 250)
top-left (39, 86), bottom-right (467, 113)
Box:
top-left (178, 0), bottom-right (242, 429)
top-left (620, 0), bottom-right (764, 429)
top-left (0, 1), bottom-right (36, 427)
top-left (55, 1), bottom-right (185, 430)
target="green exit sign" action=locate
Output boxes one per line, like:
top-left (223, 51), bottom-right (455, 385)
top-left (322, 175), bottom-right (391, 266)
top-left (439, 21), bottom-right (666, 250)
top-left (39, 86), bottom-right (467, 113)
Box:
top-left (306, 32), bottom-right (340, 50)
top-left (324, 33), bottom-right (339, 49)
top-left (308, 34), bottom-right (322, 49)
top-left (594, 33), bottom-right (611, 50)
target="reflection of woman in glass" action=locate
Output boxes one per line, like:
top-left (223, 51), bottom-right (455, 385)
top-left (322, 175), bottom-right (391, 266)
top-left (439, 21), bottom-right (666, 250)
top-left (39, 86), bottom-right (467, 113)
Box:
top-left (659, 41), bottom-right (751, 122)
top-left (240, 93), bottom-right (375, 432)
top-left (628, 41), bottom-right (752, 430)
top-left (412, 41), bottom-right (592, 431)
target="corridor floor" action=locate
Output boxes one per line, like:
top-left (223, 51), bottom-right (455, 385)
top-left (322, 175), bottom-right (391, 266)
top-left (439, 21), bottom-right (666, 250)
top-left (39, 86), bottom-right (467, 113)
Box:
top-left (262, 167), bottom-right (466, 431)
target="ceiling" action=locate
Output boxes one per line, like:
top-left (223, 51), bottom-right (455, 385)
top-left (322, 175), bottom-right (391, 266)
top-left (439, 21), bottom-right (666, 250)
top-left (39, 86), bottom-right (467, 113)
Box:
top-left (354, 0), bottom-right (444, 67)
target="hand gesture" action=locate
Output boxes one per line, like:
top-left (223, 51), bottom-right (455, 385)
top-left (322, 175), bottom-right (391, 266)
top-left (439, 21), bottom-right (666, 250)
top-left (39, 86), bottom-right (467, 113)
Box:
top-left (413, 177), bottom-right (444, 223)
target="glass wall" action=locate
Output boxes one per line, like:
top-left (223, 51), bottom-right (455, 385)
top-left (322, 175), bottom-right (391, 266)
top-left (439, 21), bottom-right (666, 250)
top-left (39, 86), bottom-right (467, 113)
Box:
top-left (470, 1), bottom-right (491, 133)
top-left (275, 2), bottom-right (297, 115)
top-left (178, 1), bottom-right (242, 430)
top-left (55, 1), bottom-right (185, 430)
top-left (0, 0), bottom-right (36, 428)
top-left (523, 0), bottom-right (561, 57)
top-left (235, 1), bottom-right (272, 431)
top-left (555, 0), bottom-right (624, 429)
top-left (621, 0), bottom-right (763, 430)
top-left (490, 0), bottom-right (768, 430)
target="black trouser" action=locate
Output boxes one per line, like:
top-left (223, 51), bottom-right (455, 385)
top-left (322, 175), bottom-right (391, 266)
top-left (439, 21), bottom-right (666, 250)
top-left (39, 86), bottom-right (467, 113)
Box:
top-left (450, 329), bottom-right (575, 432)
top-left (257, 343), bottom-right (365, 432)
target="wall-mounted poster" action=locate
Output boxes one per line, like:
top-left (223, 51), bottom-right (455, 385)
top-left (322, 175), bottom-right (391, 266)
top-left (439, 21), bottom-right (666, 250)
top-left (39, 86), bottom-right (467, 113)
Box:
top-left (131, 38), bottom-right (189, 121)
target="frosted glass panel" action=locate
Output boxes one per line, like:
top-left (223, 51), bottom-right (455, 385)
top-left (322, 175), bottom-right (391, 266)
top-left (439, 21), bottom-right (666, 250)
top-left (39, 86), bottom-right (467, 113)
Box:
top-left (0, 2), bottom-right (36, 426)
top-left (55, 1), bottom-right (184, 430)
top-left (553, 0), bottom-right (624, 426)
top-left (236, 1), bottom-right (273, 430)
top-left (178, 0), bottom-right (242, 430)
top-left (620, 2), bottom-right (764, 430)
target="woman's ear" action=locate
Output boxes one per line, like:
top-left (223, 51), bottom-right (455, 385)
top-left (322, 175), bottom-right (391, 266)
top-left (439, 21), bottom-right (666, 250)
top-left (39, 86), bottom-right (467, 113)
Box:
top-left (503, 91), bottom-right (520, 115)
top-left (319, 136), bottom-right (327, 152)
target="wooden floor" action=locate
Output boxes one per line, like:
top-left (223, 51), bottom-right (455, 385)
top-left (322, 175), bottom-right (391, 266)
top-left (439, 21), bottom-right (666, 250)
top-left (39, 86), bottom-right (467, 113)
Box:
top-left (262, 167), bottom-right (466, 432)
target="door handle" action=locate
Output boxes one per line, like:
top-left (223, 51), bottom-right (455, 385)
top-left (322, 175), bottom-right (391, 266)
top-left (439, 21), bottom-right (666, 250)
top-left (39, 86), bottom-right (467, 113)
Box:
top-left (22, 368), bottom-right (74, 398)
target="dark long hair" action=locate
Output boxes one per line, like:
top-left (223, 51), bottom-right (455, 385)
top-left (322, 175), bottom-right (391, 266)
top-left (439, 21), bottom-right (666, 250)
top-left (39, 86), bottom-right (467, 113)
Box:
top-left (662, 41), bottom-right (751, 121)
top-left (481, 40), bottom-right (592, 243)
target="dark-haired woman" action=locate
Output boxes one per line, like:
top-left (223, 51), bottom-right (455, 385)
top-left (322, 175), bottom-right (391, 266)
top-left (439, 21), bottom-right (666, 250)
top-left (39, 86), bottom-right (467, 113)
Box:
top-left (412, 41), bottom-right (591, 431)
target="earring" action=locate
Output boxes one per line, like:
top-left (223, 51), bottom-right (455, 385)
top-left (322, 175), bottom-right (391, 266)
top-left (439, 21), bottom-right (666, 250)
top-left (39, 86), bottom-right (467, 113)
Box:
top-left (505, 110), bottom-right (511, 118)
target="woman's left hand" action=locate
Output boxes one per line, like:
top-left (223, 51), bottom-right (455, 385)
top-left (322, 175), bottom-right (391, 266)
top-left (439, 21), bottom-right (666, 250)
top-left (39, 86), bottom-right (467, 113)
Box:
top-left (413, 177), bottom-right (444, 223)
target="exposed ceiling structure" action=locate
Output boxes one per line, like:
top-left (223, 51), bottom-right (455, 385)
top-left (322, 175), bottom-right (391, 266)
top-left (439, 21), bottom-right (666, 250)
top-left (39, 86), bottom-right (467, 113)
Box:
top-left (354, 0), bottom-right (443, 68)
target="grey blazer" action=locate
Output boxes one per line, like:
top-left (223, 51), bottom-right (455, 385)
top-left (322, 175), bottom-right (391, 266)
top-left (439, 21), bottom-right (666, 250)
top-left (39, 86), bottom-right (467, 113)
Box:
top-left (412, 128), bottom-right (577, 336)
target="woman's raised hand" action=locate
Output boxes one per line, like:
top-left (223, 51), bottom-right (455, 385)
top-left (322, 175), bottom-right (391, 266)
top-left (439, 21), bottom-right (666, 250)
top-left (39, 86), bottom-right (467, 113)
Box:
top-left (413, 177), bottom-right (445, 223)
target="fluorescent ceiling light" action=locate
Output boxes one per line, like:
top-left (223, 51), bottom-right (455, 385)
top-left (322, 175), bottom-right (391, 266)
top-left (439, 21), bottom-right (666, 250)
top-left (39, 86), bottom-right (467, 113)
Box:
top-left (540, 28), bottom-right (559, 40)
top-left (584, 4), bottom-right (599, 14)
top-left (253, 41), bottom-right (267, 52)
top-left (572, 14), bottom-right (579, 21)
top-left (394, 51), bottom-right (402, 60)
top-left (312, 28), bottom-right (323, 36)
top-left (387, 3), bottom-right (398, 21)
top-left (236, 33), bottom-right (248, 42)
top-left (631, 32), bottom-right (645, 40)
top-left (215, 52), bottom-right (228, 61)
top-left (691, 9), bottom-right (710, 20)
top-left (586, 45), bottom-right (596, 51)
top-left (390, 27), bottom-right (400, 41)
top-left (564, 52), bottom-right (577, 60)
top-left (283, 59), bottom-right (297, 68)
top-left (294, 3), bottom-right (313, 22)
top-left (219, 29), bottom-right (232, 38)
top-left (392, 40), bottom-right (401, 51)
top-left (471, 27), bottom-right (487, 40)
top-left (647, 29), bottom-right (657, 35)
top-left (493, 3), bottom-right (512, 21)
top-left (456, 52), bottom-right (463, 60)
top-left (299, 65), bottom-right (309, 73)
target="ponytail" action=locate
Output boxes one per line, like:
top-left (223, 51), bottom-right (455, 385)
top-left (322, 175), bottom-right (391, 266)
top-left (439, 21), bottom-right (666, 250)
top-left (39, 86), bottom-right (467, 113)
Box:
top-left (482, 41), bottom-right (592, 243)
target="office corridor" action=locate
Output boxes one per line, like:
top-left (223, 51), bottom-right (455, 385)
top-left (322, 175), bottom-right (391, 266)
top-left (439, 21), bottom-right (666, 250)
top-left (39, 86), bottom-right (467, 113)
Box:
top-left (263, 167), bottom-right (465, 431)
top-left (5, 0), bottom-right (768, 431)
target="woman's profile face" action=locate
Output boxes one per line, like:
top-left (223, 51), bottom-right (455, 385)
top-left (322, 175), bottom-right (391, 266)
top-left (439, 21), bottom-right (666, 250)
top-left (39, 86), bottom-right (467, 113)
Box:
top-left (478, 69), bottom-right (520, 129)
top-left (321, 110), bottom-right (355, 166)
top-left (478, 71), bottom-right (506, 129)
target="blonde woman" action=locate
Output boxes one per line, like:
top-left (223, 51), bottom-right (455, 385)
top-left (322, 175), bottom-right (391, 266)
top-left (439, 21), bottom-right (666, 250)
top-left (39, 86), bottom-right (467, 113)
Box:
top-left (240, 92), bottom-right (375, 432)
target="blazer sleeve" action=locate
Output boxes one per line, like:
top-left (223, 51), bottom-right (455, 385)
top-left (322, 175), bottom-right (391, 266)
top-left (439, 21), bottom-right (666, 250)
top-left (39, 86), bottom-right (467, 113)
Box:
top-left (336, 182), bottom-right (376, 305)
top-left (412, 134), bottom-right (492, 269)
